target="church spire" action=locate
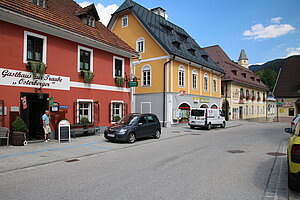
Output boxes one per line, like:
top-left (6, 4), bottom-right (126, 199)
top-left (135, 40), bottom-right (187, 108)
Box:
top-left (238, 49), bottom-right (248, 68)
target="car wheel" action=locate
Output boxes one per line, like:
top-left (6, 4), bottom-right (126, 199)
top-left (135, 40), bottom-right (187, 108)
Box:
top-left (221, 121), bottom-right (226, 128)
top-left (127, 132), bottom-right (136, 143)
top-left (289, 171), bottom-right (299, 190)
top-left (190, 126), bottom-right (195, 129)
top-left (207, 123), bottom-right (211, 130)
top-left (153, 129), bottom-right (161, 139)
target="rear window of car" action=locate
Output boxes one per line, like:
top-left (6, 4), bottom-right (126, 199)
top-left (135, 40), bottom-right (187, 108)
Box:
top-left (147, 115), bottom-right (156, 123)
top-left (191, 110), bottom-right (204, 116)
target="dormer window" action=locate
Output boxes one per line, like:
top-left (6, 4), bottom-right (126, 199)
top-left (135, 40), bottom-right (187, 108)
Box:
top-left (177, 32), bottom-right (188, 42)
top-left (241, 73), bottom-right (246, 78)
top-left (172, 41), bottom-right (181, 49)
top-left (160, 24), bottom-right (173, 35)
top-left (250, 76), bottom-right (255, 81)
top-left (30, 0), bottom-right (46, 8)
top-left (201, 55), bottom-right (209, 61)
top-left (76, 4), bottom-right (100, 28)
top-left (231, 70), bottom-right (237, 75)
top-left (257, 78), bottom-right (261, 83)
top-left (188, 48), bottom-right (196, 56)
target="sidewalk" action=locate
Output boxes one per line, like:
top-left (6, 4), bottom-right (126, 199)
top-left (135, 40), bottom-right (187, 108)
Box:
top-left (0, 121), bottom-right (242, 173)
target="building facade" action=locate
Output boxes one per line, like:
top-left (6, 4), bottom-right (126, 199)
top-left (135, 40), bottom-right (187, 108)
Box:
top-left (204, 45), bottom-right (269, 121)
top-left (273, 56), bottom-right (300, 121)
top-left (0, 0), bottom-right (137, 140)
top-left (108, 0), bottom-right (224, 126)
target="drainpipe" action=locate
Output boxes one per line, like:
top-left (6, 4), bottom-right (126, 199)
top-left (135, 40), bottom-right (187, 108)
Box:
top-left (163, 55), bottom-right (176, 127)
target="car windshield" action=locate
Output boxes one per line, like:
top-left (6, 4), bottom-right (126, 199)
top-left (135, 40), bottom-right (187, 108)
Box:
top-left (191, 110), bottom-right (204, 116)
top-left (118, 115), bottom-right (139, 125)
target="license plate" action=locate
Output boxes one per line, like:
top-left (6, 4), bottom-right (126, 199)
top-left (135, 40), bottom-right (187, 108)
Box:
top-left (107, 134), bottom-right (115, 137)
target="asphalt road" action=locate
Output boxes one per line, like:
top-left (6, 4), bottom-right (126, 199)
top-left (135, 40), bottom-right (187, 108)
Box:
top-left (0, 122), bottom-right (289, 200)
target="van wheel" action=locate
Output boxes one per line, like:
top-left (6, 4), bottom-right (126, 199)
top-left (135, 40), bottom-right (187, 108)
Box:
top-left (127, 132), bottom-right (136, 143)
top-left (207, 123), bottom-right (211, 130)
top-left (190, 126), bottom-right (195, 129)
top-left (288, 169), bottom-right (299, 190)
top-left (221, 121), bottom-right (226, 128)
top-left (153, 129), bottom-right (161, 139)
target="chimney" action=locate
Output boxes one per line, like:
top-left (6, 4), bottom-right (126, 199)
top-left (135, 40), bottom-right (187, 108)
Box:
top-left (151, 7), bottom-right (166, 18)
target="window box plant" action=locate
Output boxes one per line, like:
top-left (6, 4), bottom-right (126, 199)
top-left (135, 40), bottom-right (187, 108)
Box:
top-left (80, 117), bottom-right (90, 129)
top-left (11, 117), bottom-right (28, 146)
top-left (263, 97), bottom-right (266, 102)
top-left (251, 96), bottom-right (256, 101)
top-left (80, 70), bottom-right (94, 83)
top-left (26, 61), bottom-right (46, 78)
top-left (113, 115), bottom-right (121, 122)
top-left (257, 97), bottom-right (261, 102)
top-left (115, 76), bottom-right (124, 87)
top-left (246, 95), bottom-right (251, 101)
top-left (239, 94), bottom-right (245, 100)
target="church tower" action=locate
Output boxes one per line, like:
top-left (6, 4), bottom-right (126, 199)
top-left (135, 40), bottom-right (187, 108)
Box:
top-left (238, 49), bottom-right (248, 68)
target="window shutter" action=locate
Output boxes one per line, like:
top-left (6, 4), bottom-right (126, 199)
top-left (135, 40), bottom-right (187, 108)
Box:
top-left (73, 102), bottom-right (78, 124)
top-left (93, 102), bottom-right (100, 123)
top-left (123, 103), bottom-right (128, 116)
top-left (109, 103), bottom-right (112, 122)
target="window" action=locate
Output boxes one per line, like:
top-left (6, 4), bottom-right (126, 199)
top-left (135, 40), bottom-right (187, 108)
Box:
top-left (178, 65), bottom-right (185, 87)
top-left (252, 90), bottom-right (255, 97)
top-left (252, 106), bottom-right (254, 115)
top-left (24, 31), bottom-right (47, 63)
top-left (87, 15), bottom-right (95, 27)
top-left (31, 0), bottom-right (45, 7)
top-left (213, 76), bottom-right (217, 93)
top-left (204, 73), bottom-right (209, 91)
top-left (113, 56), bottom-right (124, 78)
top-left (246, 105), bottom-right (248, 115)
top-left (78, 46), bottom-right (93, 72)
top-left (122, 15), bottom-right (128, 27)
top-left (246, 90), bottom-right (249, 97)
top-left (76, 100), bottom-right (93, 123)
top-left (188, 48), bottom-right (196, 55)
top-left (110, 101), bottom-right (127, 123)
top-left (192, 70), bottom-right (198, 89)
top-left (289, 108), bottom-right (295, 116)
top-left (136, 38), bottom-right (145, 53)
top-left (257, 106), bottom-right (260, 114)
top-left (172, 41), bottom-right (181, 49)
top-left (147, 115), bottom-right (157, 123)
top-left (142, 65), bottom-right (151, 87)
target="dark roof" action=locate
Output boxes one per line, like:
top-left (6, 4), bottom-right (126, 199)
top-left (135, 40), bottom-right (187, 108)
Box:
top-left (273, 56), bottom-right (300, 98)
top-left (0, 0), bottom-right (136, 54)
top-left (109, 0), bottom-right (224, 73)
top-left (238, 49), bottom-right (248, 60)
top-left (204, 45), bottom-right (268, 91)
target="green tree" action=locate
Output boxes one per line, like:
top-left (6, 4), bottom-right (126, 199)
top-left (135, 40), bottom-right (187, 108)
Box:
top-left (255, 69), bottom-right (277, 91)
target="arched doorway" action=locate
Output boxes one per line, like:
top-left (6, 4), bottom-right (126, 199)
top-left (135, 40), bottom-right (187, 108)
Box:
top-left (178, 103), bottom-right (190, 123)
top-left (222, 99), bottom-right (230, 121)
top-left (200, 104), bottom-right (209, 108)
top-left (210, 104), bottom-right (218, 109)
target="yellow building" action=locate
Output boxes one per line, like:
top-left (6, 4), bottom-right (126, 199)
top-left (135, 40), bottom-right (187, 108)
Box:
top-left (108, 0), bottom-right (224, 126)
top-left (204, 45), bottom-right (269, 121)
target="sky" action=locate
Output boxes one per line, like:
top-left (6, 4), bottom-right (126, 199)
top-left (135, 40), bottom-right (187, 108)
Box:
top-left (75, 0), bottom-right (300, 65)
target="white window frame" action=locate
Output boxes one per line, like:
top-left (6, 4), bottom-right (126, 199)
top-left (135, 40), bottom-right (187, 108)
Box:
top-left (213, 76), bottom-right (217, 93)
top-left (122, 15), bottom-right (128, 28)
top-left (113, 56), bottom-right (125, 78)
top-left (77, 99), bottom-right (93, 123)
top-left (141, 102), bottom-right (152, 113)
top-left (192, 69), bottom-right (198, 89)
top-left (204, 73), bottom-right (209, 91)
top-left (111, 100), bottom-right (124, 123)
top-left (23, 31), bottom-right (47, 64)
top-left (77, 46), bottom-right (93, 72)
top-left (141, 64), bottom-right (151, 87)
top-left (178, 65), bottom-right (185, 88)
top-left (136, 37), bottom-right (145, 53)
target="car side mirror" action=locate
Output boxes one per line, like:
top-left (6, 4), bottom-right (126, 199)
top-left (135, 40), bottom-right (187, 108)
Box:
top-left (284, 128), bottom-right (293, 134)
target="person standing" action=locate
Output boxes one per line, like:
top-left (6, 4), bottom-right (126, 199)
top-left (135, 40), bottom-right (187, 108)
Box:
top-left (42, 110), bottom-right (51, 142)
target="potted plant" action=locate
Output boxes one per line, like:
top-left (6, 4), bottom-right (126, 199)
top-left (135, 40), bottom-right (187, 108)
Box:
top-left (80, 117), bottom-right (90, 129)
top-left (239, 94), bottom-right (245, 100)
top-left (115, 76), bottom-right (124, 87)
top-left (113, 115), bottom-right (121, 122)
top-left (11, 117), bottom-right (28, 146)
top-left (26, 61), bottom-right (46, 78)
top-left (246, 95), bottom-right (251, 101)
top-left (80, 70), bottom-right (94, 83)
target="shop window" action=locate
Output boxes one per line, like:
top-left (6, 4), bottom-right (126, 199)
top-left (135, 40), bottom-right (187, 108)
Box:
top-left (289, 108), bottom-right (295, 116)
top-left (122, 15), bottom-right (128, 28)
top-left (74, 101), bottom-right (100, 124)
top-left (24, 31), bottom-right (47, 63)
top-left (142, 65), bottom-right (151, 87)
top-left (178, 65), bottom-right (185, 87)
top-left (192, 69), bottom-right (197, 89)
top-left (78, 46), bottom-right (93, 72)
top-left (110, 102), bottom-right (128, 123)
top-left (136, 37), bottom-right (145, 53)
top-left (213, 76), bottom-right (217, 93)
top-left (113, 56), bottom-right (124, 78)
top-left (204, 73), bottom-right (209, 91)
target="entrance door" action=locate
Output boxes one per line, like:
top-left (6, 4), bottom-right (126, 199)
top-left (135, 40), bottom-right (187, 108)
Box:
top-left (239, 106), bottom-right (243, 120)
top-left (20, 93), bottom-right (49, 140)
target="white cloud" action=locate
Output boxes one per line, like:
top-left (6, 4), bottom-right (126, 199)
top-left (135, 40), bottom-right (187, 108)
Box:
top-left (271, 17), bottom-right (282, 23)
top-left (78, 1), bottom-right (119, 26)
top-left (286, 47), bottom-right (300, 57)
top-left (243, 23), bottom-right (295, 40)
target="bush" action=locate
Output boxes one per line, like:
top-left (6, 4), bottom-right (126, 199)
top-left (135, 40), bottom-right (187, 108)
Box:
top-left (12, 117), bottom-right (28, 133)
top-left (80, 70), bottom-right (94, 83)
top-left (80, 117), bottom-right (89, 129)
top-left (113, 116), bottom-right (121, 122)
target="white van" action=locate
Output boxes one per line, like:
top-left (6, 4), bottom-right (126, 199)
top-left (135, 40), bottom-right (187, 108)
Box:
top-left (188, 108), bottom-right (226, 130)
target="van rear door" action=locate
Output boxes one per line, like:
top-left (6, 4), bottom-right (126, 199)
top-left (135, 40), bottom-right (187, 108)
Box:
top-left (191, 109), bottom-right (205, 121)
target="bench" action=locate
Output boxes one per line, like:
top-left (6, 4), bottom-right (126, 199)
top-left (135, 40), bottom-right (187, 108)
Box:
top-left (70, 127), bottom-right (101, 139)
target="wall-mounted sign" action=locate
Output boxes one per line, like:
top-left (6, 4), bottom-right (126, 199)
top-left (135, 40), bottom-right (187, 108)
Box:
top-left (128, 81), bottom-right (138, 87)
top-left (193, 97), bottom-right (199, 103)
top-left (59, 105), bottom-right (69, 110)
top-left (283, 102), bottom-right (293, 108)
top-left (50, 102), bottom-right (59, 112)
top-left (0, 68), bottom-right (70, 90)
top-left (200, 98), bottom-right (210, 103)
top-left (10, 106), bottom-right (19, 112)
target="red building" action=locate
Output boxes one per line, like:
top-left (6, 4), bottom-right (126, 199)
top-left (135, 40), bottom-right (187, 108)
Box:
top-left (0, 0), bottom-right (137, 140)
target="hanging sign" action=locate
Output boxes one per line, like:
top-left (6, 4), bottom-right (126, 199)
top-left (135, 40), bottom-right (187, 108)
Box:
top-left (21, 96), bottom-right (27, 109)
top-left (128, 81), bottom-right (138, 87)
top-left (58, 120), bottom-right (71, 143)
